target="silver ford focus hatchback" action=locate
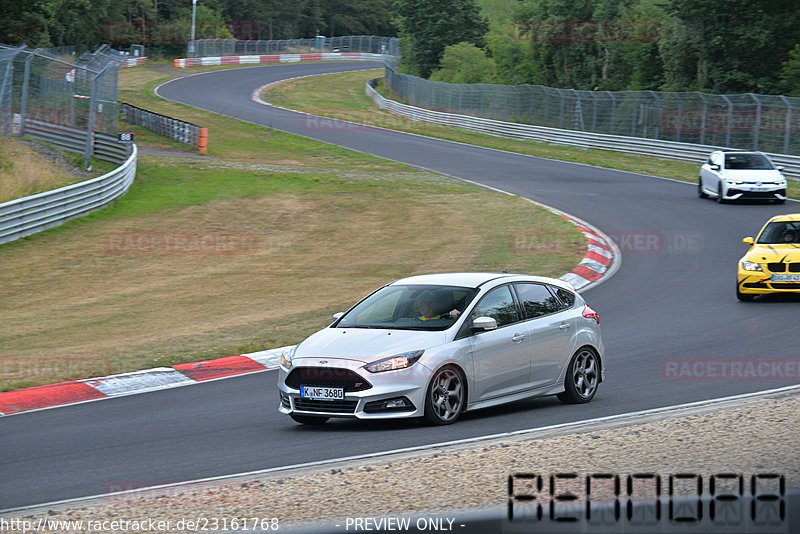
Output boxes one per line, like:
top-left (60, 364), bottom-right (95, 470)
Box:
top-left (278, 272), bottom-right (605, 425)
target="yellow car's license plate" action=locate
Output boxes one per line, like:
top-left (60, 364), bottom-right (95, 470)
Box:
top-left (772, 274), bottom-right (800, 281)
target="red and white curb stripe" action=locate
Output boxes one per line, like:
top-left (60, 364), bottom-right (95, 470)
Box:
top-left (173, 52), bottom-right (386, 68)
top-left (559, 215), bottom-right (617, 290)
top-left (0, 347), bottom-right (290, 416)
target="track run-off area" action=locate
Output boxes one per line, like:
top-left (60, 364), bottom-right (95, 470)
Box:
top-left (2, 61), bottom-right (799, 510)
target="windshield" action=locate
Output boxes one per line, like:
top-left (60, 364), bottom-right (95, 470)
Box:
top-left (335, 284), bottom-right (477, 331)
top-left (756, 221), bottom-right (800, 244)
top-left (724, 153), bottom-right (773, 170)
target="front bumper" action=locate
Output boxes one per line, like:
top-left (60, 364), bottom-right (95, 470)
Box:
top-left (277, 357), bottom-right (431, 419)
top-left (737, 269), bottom-right (800, 295)
top-left (723, 186), bottom-right (786, 201)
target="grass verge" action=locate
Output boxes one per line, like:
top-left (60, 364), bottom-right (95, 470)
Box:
top-left (0, 62), bottom-right (586, 391)
top-left (0, 138), bottom-right (89, 204)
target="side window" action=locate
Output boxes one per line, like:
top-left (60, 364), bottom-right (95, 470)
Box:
top-left (472, 285), bottom-right (519, 327)
top-left (514, 283), bottom-right (561, 319)
top-left (552, 286), bottom-right (576, 309)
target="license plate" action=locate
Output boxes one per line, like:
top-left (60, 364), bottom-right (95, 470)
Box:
top-left (300, 386), bottom-right (344, 401)
top-left (772, 274), bottom-right (800, 281)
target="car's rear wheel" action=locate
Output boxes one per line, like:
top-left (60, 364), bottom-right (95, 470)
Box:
top-left (557, 348), bottom-right (600, 404)
top-left (736, 285), bottom-right (755, 302)
top-left (290, 413), bottom-right (330, 425)
top-left (423, 365), bottom-right (465, 425)
top-left (698, 177), bottom-right (708, 198)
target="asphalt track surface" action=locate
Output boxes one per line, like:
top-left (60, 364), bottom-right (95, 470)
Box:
top-left (2, 62), bottom-right (799, 510)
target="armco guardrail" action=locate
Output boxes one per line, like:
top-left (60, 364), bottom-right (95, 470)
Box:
top-left (120, 102), bottom-right (207, 152)
top-left (366, 80), bottom-right (800, 181)
top-left (173, 52), bottom-right (386, 68)
top-left (24, 119), bottom-right (128, 163)
top-left (0, 122), bottom-right (137, 245)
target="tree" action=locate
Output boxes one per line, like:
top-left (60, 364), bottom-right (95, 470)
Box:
top-left (667, 0), bottom-right (800, 93)
top-left (430, 42), bottom-right (496, 84)
top-left (512, 0), bottom-right (599, 89)
top-left (48, 0), bottom-right (111, 48)
top-left (0, 0), bottom-right (54, 45)
top-left (320, 0), bottom-right (395, 37)
top-left (394, 0), bottom-right (489, 78)
top-left (780, 44), bottom-right (800, 97)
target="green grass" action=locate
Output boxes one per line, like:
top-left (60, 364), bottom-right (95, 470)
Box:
top-left (0, 62), bottom-right (589, 392)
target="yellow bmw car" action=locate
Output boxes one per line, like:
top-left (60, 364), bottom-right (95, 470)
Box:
top-left (737, 213), bottom-right (800, 301)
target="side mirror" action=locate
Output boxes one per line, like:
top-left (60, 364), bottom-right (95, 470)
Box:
top-left (777, 166), bottom-right (785, 172)
top-left (472, 316), bottom-right (497, 332)
top-left (710, 164), bottom-right (721, 171)
top-left (332, 312), bottom-right (344, 321)
top-left (742, 237), bottom-right (754, 246)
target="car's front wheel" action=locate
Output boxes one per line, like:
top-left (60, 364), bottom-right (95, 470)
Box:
top-left (698, 177), bottom-right (708, 198)
top-left (736, 285), bottom-right (755, 302)
top-left (289, 413), bottom-right (330, 425)
top-left (717, 183), bottom-right (727, 204)
top-left (423, 365), bottom-right (465, 425)
top-left (557, 348), bottom-right (600, 404)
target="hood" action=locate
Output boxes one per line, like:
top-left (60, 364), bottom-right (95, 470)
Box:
top-left (720, 169), bottom-right (784, 182)
top-left (294, 327), bottom-right (449, 363)
top-left (743, 243), bottom-right (800, 263)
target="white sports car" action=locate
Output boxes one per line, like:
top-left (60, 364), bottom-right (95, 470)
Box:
top-left (698, 151), bottom-right (787, 204)
top-left (278, 272), bottom-right (605, 425)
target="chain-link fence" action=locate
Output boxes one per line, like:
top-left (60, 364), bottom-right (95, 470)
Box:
top-left (385, 65), bottom-right (800, 156)
top-left (0, 44), bottom-right (125, 149)
top-left (189, 36), bottom-right (399, 58)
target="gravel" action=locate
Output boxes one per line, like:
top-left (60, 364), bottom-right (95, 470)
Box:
top-left (3, 388), bottom-right (798, 532)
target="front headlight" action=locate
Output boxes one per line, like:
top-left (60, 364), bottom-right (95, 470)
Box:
top-left (740, 260), bottom-right (762, 272)
top-left (280, 345), bottom-right (298, 369)
top-left (364, 350), bottom-right (424, 373)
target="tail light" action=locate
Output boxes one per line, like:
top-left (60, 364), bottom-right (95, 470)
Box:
top-left (582, 305), bottom-right (600, 324)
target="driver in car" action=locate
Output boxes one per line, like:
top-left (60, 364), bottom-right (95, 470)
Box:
top-left (417, 296), bottom-right (461, 321)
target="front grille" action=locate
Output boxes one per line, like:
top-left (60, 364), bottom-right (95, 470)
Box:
top-left (294, 398), bottom-right (358, 414)
top-left (769, 282), bottom-right (800, 289)
top-left (791, 264), bottom-right (800, 273)
top-left (285, 366), bottom-right (372, 392)
top-left (728, 189), bottom-right (783, 199)
top-left (768, 263), bottom-right (786, 273)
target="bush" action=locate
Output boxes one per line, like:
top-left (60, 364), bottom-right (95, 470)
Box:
top-left (429, 42), bottom-right (497, 84)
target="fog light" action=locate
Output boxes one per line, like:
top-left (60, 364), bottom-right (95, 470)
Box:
top-left (364, 396), bottom-right (415, 413)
